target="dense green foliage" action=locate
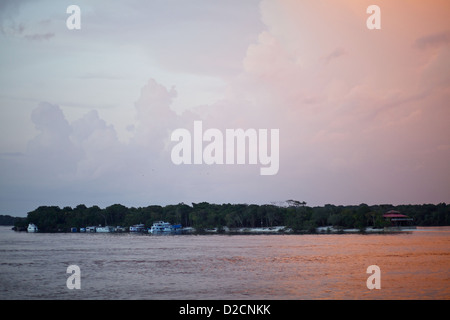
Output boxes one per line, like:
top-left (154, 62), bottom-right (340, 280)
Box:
top-left (14, 202), bottom-right (450, 233)
top-left (0, 215), bottom-right (23, 226)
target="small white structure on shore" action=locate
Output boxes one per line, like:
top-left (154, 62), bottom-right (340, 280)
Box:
top-left (86, 226), bottom-right (96, 232)
top-left (129, 224), bottom-right (146, 232)
top-left (96, 226), bottom-right (115, 233)
top-left (27, 223), bottom-right (38, 233)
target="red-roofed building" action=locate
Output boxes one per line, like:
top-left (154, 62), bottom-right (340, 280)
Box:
top-left (383, 210), bottom-right (414, 228)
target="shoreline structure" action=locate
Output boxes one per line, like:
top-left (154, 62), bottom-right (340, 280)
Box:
top-left (12, 224), bottom-right (418, 234)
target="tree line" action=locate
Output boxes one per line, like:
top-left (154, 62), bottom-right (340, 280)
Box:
top-left (11, 201), bottom-right (450, 233)
top-left (0, 215), bottom-right (21, 226)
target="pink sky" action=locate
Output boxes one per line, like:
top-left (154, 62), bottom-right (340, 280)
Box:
top-left (197, 0), bottom-right (450, 205)
top-left (0, 1), bottom-right (449, 214)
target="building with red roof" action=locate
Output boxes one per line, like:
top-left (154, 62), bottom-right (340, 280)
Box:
top-left (383, 210), bottom-right (414, 228)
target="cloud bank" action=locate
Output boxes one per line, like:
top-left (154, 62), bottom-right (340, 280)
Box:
top-left (1, 0), bottom-right (449, 215)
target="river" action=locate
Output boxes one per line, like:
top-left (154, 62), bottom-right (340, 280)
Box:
top-left (0, 226), bottom-right (448, 300)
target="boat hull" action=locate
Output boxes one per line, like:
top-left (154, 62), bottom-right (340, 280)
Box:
top-left (27, 224), bottom-right (38, 233)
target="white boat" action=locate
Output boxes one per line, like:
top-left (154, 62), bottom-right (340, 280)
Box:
top-left (86, 226), bottom-right (96, 232)
top-left (96, 226), bottom-right (114, 233)
top-left (115, 226), bottom-right (127, 232)
top-left (27, 223), bottom-right (38, 233)
top-left (129, 224), bottom-right (146, 232)
top-left (149, 221), bottom-right (181, 234)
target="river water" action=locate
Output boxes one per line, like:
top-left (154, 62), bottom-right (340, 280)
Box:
top-left (0, 226), bottom-right (448, 300)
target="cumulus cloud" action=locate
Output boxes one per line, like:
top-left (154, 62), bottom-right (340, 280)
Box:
top-left (1, 0), bottom-right (450, 214)
top-left (220, 0), bottom-right (450, 205)
top-left (26, 102), bottom-right (81, 176)
top-left (132, 79), bottom-right (179, 146)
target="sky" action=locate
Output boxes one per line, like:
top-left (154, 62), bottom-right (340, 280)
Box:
top-left (0, 0), bottom-right (449, 216)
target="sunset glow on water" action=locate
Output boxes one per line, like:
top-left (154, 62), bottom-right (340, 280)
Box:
top-left (1, 226), bottom-right (448, 299)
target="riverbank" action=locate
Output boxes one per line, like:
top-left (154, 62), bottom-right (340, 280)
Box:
top-left (16, 202), bottom-right (448, 234)
top-left (11, 224), bottom-right (418, 234)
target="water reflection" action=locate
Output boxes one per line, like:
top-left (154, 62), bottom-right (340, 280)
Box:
top-left (0, 227), bottom-right (448, 299)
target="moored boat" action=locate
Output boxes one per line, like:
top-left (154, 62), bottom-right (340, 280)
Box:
top-left (149, 221), bottom-right (181, 234)
top-left (115, 226), bottom-right (127, 232)
top-left (27, 223), bottom-right (38, 233)
top-left (86, 226), bottom-right (96, 232)
top-left (96, 226), bottom-right (115, 233)
top-left (129, 224), bottom-right (146, 232)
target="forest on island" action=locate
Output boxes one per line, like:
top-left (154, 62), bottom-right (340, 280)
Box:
top-left (10, 201), bottom-right (450, 233)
